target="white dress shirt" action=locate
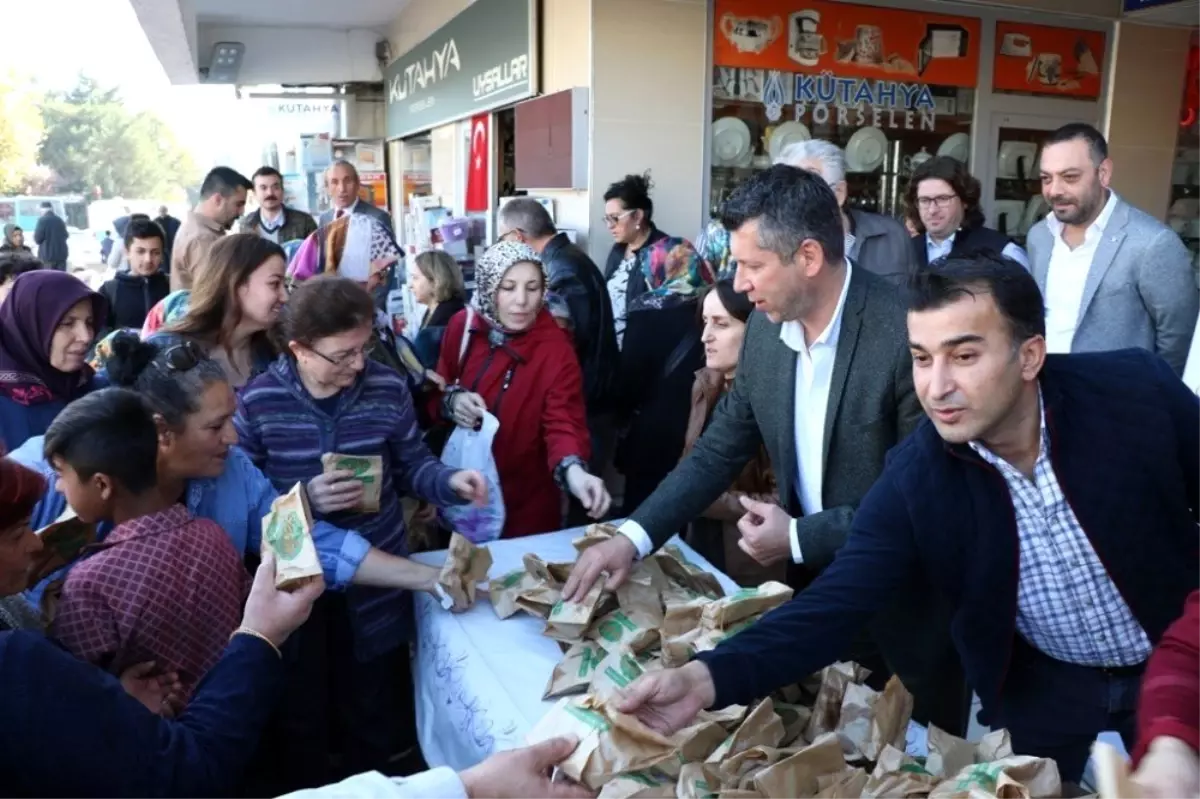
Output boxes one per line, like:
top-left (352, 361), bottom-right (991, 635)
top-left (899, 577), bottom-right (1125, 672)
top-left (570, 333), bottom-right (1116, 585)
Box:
top-left (968, 393), bottom-right (1151, 666)
top-left (925, 232), bottom-right (1030, 269)
top-left (257, 208), bottom-right (284, 243)
top-left (618, 263), bottom-right (853, 563)
top-left (1042, 191), bottom-right (1119, 354)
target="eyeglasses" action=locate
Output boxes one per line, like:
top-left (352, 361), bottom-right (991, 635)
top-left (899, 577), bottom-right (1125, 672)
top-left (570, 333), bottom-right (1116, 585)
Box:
top-left (162, 340), bottom-right (204, 373)
top-left (604, 209), bottom-right (635, 227)
top-left (309, 337), bottom-right (377, 367)
top-left (916, 195), bottom-right (958, 210)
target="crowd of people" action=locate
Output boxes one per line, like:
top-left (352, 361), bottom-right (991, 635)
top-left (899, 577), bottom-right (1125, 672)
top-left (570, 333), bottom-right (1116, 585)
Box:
top-left (0, 122), bottom-right (1196, 798)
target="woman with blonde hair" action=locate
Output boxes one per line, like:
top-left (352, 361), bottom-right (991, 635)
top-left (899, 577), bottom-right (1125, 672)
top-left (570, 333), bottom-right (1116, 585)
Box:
top-left (409, 249), bottom-right (467, 368)
top-left (153, 233), bottom-right (288, 388)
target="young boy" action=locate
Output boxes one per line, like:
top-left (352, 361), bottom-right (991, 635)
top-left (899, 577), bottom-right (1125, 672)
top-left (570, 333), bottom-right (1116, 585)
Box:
top-left (44, 388), bottom-right (249, 698)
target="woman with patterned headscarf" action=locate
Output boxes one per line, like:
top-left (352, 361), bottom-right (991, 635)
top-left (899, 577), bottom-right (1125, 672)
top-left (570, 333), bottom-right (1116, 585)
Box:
top-left (429, 241), bottom-right (610, 537)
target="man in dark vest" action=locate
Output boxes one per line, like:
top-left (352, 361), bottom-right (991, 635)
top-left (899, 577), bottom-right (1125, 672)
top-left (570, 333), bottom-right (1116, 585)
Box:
top-left (907, 156), bottom-right (1029, 269)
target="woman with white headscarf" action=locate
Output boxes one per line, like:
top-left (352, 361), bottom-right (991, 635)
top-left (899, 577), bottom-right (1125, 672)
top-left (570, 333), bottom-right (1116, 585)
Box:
top-left (429, 241), bottom-right (610, 537)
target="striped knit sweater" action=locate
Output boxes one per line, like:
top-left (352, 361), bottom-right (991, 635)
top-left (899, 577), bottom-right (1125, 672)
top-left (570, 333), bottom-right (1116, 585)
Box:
top-left (235, 356), bottom-right (463, 661)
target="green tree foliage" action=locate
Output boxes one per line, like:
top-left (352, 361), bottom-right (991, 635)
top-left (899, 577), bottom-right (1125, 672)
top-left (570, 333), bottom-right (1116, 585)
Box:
top-left (0, 72), bottom-right (45, 194)
top-left (38, 75), bottom-right (197, 200)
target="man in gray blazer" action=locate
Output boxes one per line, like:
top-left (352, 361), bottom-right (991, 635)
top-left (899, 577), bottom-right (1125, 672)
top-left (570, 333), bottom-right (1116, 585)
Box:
top-left (776, 138), bottom-right (917, 286)
top-left (1028, 123), bottom-right (1197, 374)
top-left (565, 165), bottom-right (967, 734)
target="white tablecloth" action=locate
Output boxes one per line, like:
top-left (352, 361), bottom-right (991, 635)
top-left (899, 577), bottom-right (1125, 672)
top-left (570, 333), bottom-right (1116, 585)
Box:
top-left (410, 528), bottom-right (739, 772)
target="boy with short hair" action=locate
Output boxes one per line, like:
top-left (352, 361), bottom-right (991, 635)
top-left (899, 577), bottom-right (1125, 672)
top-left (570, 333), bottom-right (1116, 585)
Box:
top-left (45, 388), bottom-right (249, 697)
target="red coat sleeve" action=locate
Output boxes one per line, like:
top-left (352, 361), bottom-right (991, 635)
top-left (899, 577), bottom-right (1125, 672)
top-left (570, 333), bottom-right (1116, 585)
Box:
top-left (427, 310), bottom-right (469, 422)
top-left (540, 339), bottom-right (591, 472)
top-left (1133, 590), bottom-right (1199, 765)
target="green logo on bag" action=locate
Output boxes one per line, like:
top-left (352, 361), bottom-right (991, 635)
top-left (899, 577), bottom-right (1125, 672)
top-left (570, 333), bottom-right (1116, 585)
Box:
top-left (597, 611), bottom-right (638, 642)
top-left (602, 655), bottom-right (643, 688)
top-left (565, 704), bottom-right (611, 731)
top-left (500, 569), bottom-right (524, 589)
top-left (578, 645), bottom-right (605, 677)
top-left (265, 511), bottom-right (305, 561)
top-left (337, 456), bottom-right (376, 485)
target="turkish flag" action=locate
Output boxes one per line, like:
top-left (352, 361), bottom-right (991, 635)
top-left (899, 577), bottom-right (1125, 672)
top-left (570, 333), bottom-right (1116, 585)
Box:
top-left (465, 114), bottom-right (490, 212)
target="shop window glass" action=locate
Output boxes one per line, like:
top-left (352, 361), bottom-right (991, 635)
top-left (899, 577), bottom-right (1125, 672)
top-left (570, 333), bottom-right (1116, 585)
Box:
top-left (1170, 31), bottom-right (1199, 283)
top-left (710, 1), bottom-right (981, 223)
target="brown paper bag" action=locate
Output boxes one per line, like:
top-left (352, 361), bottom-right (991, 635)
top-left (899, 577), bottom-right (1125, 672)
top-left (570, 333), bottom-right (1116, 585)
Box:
top-left (814, 767), bottom-right (870, 798)
top-left (660, 628), bottom-right (703, 668)
top-left (653, 720), bottom-right (730, 779)
top-left (545, 579), bottom-right (606, 642)
top-left (977, 729), bottom-right (1015, 763)
top-left (526, 697), bottom-right (676, 790)
top-left (597, 771), bottom-right (676, 799)
top-left (699, 582), bottom-right (792, 631)
top-left (718, 791), bottom-right (763, 799)
top-left (261, 482), bottom-right (323, 590)
top-left (929, 756), bottom-right (1062, 799)
top-left (804, 662), bottom-right (871, 741)
top-left (573, 523), bottom-right (618, 553)
top-left (707, 699), bottom-right (785, 763)
top-left (834, 676), bottom-right (912, 761)
top-left (926, 725), bottom-right (978, 780)
top-left (515, 584), bottom-right (562, 619)
top-left (863, 748), bottom-right (938, 799)
top-left (617, 576), bottom-right (666, 627)
top-left (752, 733), bottom-right (847, 799)
top-left (773, 703), bottom-right (812, 747)
top-left (653, 545), bottom-right (725, 599)
top-left (489, 568), bottom-right (536, 619)
top-left (716, 746), bottom-right (793, 788)
top-left (320, 452), bottom-right (383, 513)
top-left (587, 608), bottom-right (661, 653)
top-left (872, 744), bottom-right (919, 777)
top-left (29, 507), bottom-right (96, 588)
top-left (697, 704), bottom-right (750, 731)
top-left (544, 640), bottom-right (609, 699)
top-left (436, 532), bottom-right (493, 608)
top-left (522, 552), bottom-right (572, 587)
top-left (677, 762), bottom-right (724, 799)
top-left (589, 645), bottom-right (647, 702)
top-left (662, 596), bottom-right (711, 638)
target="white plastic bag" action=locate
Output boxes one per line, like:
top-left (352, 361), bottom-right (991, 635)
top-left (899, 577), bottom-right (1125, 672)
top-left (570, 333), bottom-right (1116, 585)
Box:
top-left (440, 410), bottom-right (505, 543)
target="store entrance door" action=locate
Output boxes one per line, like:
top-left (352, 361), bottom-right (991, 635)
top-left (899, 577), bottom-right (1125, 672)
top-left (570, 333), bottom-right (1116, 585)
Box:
top-left (985, 110), bottom-right (1097, 254)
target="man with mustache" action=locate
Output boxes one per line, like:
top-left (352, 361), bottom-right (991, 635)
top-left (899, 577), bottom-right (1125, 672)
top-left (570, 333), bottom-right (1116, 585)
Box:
top-left (615, 253), bottom-right (1199, 785)
top-left (1028, 123), bottom-right (1197, 375)
top-left (238, 166), bottom-right (317, 245)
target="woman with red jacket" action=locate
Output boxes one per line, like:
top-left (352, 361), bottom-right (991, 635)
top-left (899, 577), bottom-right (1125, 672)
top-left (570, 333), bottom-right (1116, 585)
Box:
top-left (1130, 589), bottom-right (1199, 797)
top-left (432, 241), bottom-right (611, 537)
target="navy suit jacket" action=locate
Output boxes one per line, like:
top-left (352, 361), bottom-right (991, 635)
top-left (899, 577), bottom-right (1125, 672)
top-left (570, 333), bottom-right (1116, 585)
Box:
top-left (697, 349), bottom-right (1200, 713)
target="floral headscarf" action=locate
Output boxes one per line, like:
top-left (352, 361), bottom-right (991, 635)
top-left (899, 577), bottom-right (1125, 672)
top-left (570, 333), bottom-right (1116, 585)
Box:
top-left (471, 241), bottom-right (548, 333)
top-left (696, 219), bottom-right (736, 280)
top-left (629, 235), bottom-right (715, 313)
top-left (140, 290), bottom-right (191, 338)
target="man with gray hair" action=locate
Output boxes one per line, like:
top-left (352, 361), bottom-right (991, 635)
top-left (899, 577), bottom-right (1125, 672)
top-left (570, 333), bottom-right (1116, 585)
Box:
top-left (497, 199), bottom-right (618, 480)
top-left (776, 139), bottom-right (916, 285)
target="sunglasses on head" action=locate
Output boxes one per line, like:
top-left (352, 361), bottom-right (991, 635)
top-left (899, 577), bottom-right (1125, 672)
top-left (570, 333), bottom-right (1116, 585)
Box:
top-left (161, 340), bottom-right (205, 373)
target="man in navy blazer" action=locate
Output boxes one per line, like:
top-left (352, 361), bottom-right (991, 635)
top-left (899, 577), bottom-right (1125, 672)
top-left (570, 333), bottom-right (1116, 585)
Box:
top-left (616, 252), bottom-right (1199, 783)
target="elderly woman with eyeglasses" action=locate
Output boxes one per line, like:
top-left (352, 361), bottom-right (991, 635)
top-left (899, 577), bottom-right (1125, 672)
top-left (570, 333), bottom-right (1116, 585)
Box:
top-left (234, 274), bottom-right (486, 788)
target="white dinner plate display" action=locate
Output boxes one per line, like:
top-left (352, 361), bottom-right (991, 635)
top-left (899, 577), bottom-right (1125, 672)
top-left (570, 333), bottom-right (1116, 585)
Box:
top-left (712, 117), bottom-right (752, 166)
top-left (845, 127), bottom-right (888, 172)
top-left (767, 121), bottom-right (812, 162)
top-left (937, 132), bottom-right (970, 163)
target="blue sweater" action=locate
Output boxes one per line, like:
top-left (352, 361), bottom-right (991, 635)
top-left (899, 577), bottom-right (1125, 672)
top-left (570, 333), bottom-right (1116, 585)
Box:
top-left (235, 356), bottom-right (463, 661)
top-left (0, 630), bottom-right (282, 797)
top-left (697, 350), bottom-right (1200, 713)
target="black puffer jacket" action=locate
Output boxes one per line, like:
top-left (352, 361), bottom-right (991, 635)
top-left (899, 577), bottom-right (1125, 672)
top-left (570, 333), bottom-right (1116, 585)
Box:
top-left (99, 272), bottom-right (170, 331)
top-left (542, 233), bottom-right (618, 413)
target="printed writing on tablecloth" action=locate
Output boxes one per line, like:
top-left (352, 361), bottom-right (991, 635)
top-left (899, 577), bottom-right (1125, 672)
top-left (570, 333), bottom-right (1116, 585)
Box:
top-left (793, 71), bottom-right (938, 131)
top-left (415, 595), bottom-right (519, 754)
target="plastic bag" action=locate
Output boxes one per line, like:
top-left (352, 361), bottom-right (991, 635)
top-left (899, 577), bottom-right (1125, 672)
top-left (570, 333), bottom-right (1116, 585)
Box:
top-left (440, 410), bottom-right (505, 543)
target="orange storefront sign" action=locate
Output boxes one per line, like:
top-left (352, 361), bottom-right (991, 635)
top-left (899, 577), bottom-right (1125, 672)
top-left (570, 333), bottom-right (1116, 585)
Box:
top-left (993, 22), bottom-right (1105, 99)
top-left (714, 0), bottom-right (981, 88)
